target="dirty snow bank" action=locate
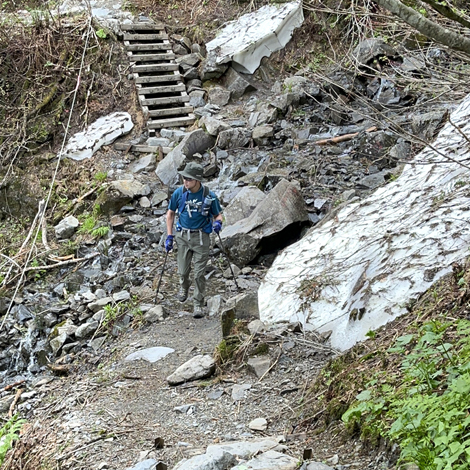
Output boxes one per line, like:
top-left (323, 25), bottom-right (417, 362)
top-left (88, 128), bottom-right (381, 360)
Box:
top-left (259, 94), bottom-right (470, 351)
top-left (206, 1), bottom-right (303, 74)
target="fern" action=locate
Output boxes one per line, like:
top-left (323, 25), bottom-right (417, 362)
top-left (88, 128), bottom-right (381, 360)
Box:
top-left (0, 415), bottom-right (26, 465)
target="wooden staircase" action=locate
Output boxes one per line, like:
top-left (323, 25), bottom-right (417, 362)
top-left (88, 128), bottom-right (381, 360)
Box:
top-left (121, 22), bottom-right (196, 132)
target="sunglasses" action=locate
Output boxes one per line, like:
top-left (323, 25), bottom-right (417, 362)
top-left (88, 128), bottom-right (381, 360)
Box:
top-left (183, 177), bottom-right (194, 181)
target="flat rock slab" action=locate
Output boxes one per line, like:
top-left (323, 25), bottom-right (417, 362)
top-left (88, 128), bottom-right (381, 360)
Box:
top-left (61, 112), bottom-right (133, 161)
top-left (167, 354), bottom-right (216, 385)
top-left (125, 347), bottom-right (174, 363)
top-left (206, 436), bottom-right (284, 460)
top-left (206, 1), bottom-right (303, 74)
top-left (232, 450), bottom-right (299, 470)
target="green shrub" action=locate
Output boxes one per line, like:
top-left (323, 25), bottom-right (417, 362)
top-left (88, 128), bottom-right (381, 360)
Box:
top-left (343, 319), bottom-right (470, 469)
top-left (0, 415), bottom-right (26, 465)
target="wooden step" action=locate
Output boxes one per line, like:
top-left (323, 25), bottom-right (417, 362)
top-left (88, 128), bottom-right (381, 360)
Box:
top-left (134, 74), bottom-right (183, 84)
top-left (147, 115), bottom-right (196, 129)
top-left (114, 143), bottom-right (171, 154)
top-left (124, 33), bottom-right (168, 41)
top-left (121, 22), bottom-right (196, 130)
top-left (128, 52), bottom-right (176, 61)
top-left (140, 95), bottom-right (189, 106)
top-left (120, 23), bottom-right (165, 31)
top-left (147, 106), bottom-right (194, 117)
top-left (131, 63), bottom-right (178, 73)
top-left (138, 84), bottom-right (186, 95)
top-left (125, 43), bottom-right (172, 52)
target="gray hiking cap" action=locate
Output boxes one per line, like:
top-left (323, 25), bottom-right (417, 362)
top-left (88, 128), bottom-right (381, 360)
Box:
top-left (178, 162), bottom-right (204, 181)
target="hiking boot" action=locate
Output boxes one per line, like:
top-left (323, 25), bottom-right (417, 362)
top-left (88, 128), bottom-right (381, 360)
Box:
top-left (193, 306), bottom-right (205, 318)
top-left (176, 287), bottom-right (188, 302)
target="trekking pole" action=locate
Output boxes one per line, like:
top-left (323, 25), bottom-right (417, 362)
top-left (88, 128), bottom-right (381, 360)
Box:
top-left (216, 232), bottom-right (239, 290)
top-left (155, 251), bottom-right (169, 302)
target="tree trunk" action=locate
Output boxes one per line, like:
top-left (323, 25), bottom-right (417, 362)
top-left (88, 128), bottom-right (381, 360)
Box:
top-left (375, 0), bottom-right (470, 56)
top-left (420, 0), bottom-right (470, 29)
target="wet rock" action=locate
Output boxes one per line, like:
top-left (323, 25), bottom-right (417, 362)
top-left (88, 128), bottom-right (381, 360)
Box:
top-left (54, 215), bottom-right (79, 240)
top-left (14, 305), bottom-right (34, 323)
top-left (167, 354), bottom-right (216, 385)
top-left (50, 319), bottom-right (77, 354)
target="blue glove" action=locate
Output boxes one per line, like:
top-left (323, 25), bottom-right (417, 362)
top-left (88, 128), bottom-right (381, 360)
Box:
top-left (213, 220), bottom-right (222, 234)
top-left (165, 235), bottom-right (174, 252)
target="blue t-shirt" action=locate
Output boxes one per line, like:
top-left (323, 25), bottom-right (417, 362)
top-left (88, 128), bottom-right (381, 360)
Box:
top-left (169, 185), bottom-right (222, 233)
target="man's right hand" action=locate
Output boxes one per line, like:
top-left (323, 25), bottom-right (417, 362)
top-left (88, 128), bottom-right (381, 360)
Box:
top-left (165, 235), bottom-right (174, 252)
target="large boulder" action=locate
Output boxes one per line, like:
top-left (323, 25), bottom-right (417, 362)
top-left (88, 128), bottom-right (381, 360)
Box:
top-left (220, 179), bottom-right (308, 266)
top-left (223, 186), bottom-right (266, 226)
top-left (155, 129), bottom-right (215, 186)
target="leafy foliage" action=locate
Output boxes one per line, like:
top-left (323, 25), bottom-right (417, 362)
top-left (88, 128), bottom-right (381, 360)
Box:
top-left (342, 319), bottom-right (470, 469)
top-left (0, 415), bottom-right (26, 465)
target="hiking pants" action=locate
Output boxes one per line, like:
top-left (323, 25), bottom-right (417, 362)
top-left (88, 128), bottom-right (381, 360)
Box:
top-left (176, 230), bottom-right (210, 307)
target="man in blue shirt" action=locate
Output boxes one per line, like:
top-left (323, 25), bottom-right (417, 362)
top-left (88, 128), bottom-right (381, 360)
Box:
top-left (165, 162), bottom-right (223, 318)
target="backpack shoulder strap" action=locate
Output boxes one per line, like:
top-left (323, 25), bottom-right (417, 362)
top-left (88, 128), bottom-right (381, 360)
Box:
top-left (178, 186), bottom-right (188, 214)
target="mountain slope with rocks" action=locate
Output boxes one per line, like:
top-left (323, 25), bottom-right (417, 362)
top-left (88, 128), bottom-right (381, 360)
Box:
top-left (1, 1), bottom-right (470, 469)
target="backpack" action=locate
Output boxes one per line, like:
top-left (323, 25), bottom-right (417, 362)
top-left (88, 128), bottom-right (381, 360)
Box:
top-left (177, 185), bottom-right (210, 215)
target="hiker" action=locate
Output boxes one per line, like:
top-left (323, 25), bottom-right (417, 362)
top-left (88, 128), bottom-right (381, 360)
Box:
top-left (165, 162), bottom-right (223, 318)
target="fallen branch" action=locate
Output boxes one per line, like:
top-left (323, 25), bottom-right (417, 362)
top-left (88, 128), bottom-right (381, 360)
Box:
top-left (8, 388), bottom-right (23, 418)
top-left (24, 252), bottom-right (99, 272)
top-left (4, 380), bottom-right (26, 391)
top-left (72, 185), bottom-right (99, 204)
top-left (314, 126), bottom-right (377, 145)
